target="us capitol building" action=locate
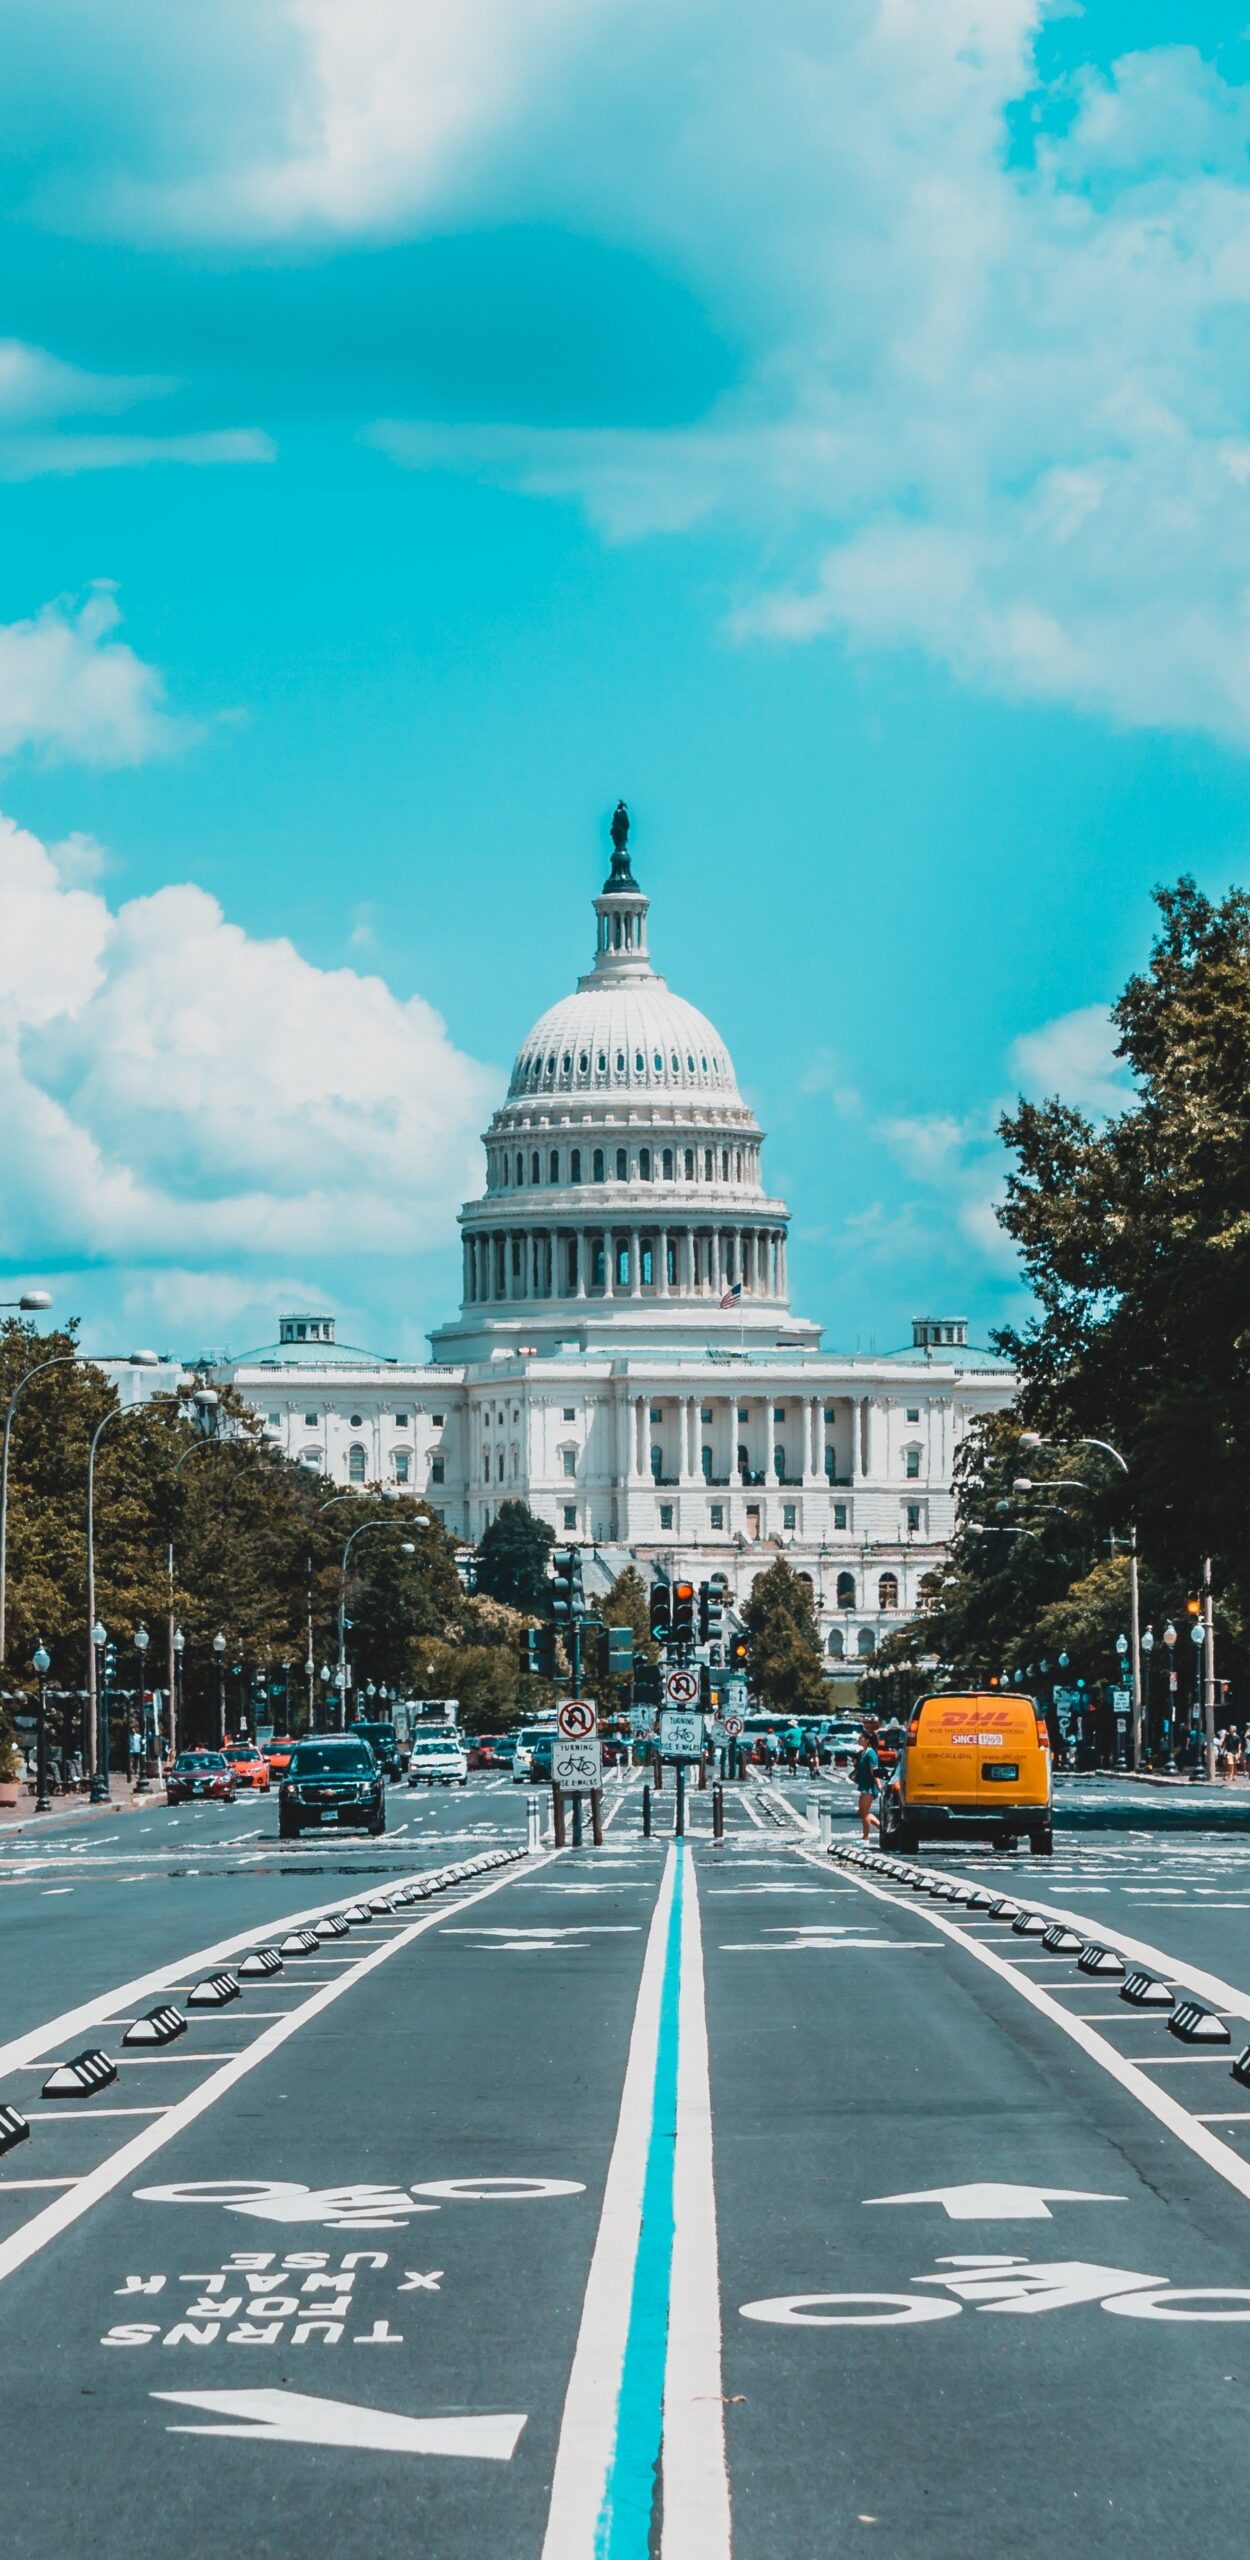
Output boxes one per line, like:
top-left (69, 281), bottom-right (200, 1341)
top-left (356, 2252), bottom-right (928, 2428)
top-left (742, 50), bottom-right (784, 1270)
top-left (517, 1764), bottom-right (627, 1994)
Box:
top-left (210, 808), bottom-right (1014, 1663)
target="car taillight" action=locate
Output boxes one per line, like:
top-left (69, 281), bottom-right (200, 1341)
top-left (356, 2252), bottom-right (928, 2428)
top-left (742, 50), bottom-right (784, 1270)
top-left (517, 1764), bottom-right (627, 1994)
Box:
top-left (1036, 1718), bottom-right (1050, 1749)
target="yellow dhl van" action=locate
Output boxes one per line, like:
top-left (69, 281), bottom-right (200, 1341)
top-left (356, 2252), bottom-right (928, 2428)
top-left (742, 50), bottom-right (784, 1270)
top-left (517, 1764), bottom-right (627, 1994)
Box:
top-left (879, 1691), bottom-right (1053, 1857)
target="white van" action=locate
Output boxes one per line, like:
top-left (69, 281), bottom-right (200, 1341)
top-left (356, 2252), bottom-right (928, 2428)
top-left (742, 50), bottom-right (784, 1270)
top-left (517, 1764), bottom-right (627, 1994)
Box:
top-left (406, 1731), bottom-right (468, 1788)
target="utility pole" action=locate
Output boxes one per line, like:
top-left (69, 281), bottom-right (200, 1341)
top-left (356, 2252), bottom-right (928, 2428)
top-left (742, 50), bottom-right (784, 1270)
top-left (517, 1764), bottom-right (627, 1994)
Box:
top-left (1203, 1555), bottom-right (1217, 1785)
top-left (1128, 1524), bottom-right (1143, 1772)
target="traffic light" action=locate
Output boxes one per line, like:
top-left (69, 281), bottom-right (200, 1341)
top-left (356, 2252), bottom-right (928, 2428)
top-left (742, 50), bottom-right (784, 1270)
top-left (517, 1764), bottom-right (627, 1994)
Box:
top-left (649, 1581), bottom-right (672, 1644)
top-left (673, 1581), bottom-right (696, 1644)
top-left (598, 1625), bottom-right (634, 1679)
top-left (550, 1547), bottom-right (584, 1625)
top-left (521, 1626), bottom-right (558, 1678)
top-left (699, 1575), bottom-right (727, 1644)
top-left (635, 1661), bottom-right (662, 1708)
top-left (103, 1642), bottom-right (117, 1683)
top-left (699, 1663), bottom-right (712, 1711)
top-left (729, 1633), bottom-right (748, 1673)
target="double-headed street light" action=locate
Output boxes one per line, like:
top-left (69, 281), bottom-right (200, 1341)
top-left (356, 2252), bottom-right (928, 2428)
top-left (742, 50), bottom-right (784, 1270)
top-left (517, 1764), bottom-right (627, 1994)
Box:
top-left (1017, 1432), bottom-right (1146, 1771)
top-left (213, 1631), bottom-right (227, 1745)
top-left (133, 1623), bottom-right (151, 1792)
top-left (32, 1639), bottom-right (51, 1813)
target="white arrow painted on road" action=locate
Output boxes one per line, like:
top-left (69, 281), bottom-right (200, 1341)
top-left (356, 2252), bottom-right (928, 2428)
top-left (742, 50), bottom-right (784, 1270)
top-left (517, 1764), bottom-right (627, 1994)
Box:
top-left (866, 2184), bottom-right (1125, 2221)
top-left (152, 2388), bottom-right (526, 2459)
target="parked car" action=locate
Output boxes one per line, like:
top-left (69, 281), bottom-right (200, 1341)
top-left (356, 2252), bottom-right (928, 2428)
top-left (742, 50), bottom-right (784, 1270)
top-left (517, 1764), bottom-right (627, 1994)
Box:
top-left (278, 1736), bottom-right (386, 1839)
top-left (346, 1719), bottom-right (404, 1779)
top-left (407, 1731), bottom-right (469, 1787)
top-left (167, 1749), bottom-right (236, 1805)
top-left (223, 1741), bottom-right (270, 1792)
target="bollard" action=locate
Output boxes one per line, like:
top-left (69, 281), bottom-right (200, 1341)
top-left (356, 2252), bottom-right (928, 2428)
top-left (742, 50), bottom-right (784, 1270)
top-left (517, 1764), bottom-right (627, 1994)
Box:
top-left (642, 1781), bottom-right (652, 1838)
top-left (818, 1799), bottom-right (832, 1850)
top-left (526, 1793), bottom-right (542, 1854)
top-left (551, 1784), bottom-right (566, 1849)
top-left (712, 1783), bottom-right (724, 1842)
top-left (591, 1788), bottom-right (604, 1847)
top-left (805, 1789), bottom-right (820, 1834)
top-left (675, 1763), bottom-right (686, 1839)
top-left (697, 1755), bottom-right (707, 1791)
top-left (572, 1793), bottom-right (584, 1849)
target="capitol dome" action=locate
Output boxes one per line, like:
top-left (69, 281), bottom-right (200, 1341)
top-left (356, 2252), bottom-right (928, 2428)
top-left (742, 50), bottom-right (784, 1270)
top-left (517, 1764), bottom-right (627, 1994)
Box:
top-left (431, 805), bottom-right (810, 1358)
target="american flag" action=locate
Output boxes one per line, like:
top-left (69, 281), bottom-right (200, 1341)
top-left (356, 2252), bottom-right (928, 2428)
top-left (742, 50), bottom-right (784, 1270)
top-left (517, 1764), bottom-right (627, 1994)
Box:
top-left (720, 1279), bottom-right (743, 1309)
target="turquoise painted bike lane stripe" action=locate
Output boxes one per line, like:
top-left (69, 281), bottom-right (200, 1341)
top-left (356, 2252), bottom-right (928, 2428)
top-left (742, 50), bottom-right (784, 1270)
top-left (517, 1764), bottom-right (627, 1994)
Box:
top-left (596, 1842), bottom-right (686, 2556)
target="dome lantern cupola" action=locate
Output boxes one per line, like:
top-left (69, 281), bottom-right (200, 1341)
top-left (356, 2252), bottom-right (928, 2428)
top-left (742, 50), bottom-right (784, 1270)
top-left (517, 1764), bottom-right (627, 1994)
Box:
top-left (589, 799), bottom-right (652, 983)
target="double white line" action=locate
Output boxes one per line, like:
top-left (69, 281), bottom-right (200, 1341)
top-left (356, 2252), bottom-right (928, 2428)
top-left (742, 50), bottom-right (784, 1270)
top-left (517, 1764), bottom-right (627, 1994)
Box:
top-left (541, 1844), bottom-right (731, 2558)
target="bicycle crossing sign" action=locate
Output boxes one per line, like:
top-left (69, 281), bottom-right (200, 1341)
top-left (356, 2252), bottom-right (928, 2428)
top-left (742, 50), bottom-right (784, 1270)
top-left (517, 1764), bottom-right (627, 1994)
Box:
top-left (664, 1668), bottom-right (700, 1707)
top-left (556, 1698), bottom-right (596, 1741)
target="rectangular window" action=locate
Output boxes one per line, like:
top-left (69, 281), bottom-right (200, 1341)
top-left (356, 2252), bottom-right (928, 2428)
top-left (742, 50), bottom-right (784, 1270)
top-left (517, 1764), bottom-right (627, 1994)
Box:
top-left (432, 1412), bottom-right (444, 1427)
top-left (431, 1456), bottom-right (445, 1485)
top-left (483, 1453), bottom-right (491, 1483)
top-left (737, 1406), bottom-right (748, 1422)
top-left (641, 1241), bottom-right (654, 1286)
top-left (906, 1407), bottom-right (920, 1424)
top-left (563, 1406), bottom-right (576, 1420)
top-left (774, 1407), bottom-right (786, 1422)
top-left (824, 1407), bottom-right (835, 1423)
top-left (783, 1503), bottom-right (797, 1529)
top-left (650, 1407), bottom-right (663, 1422)
top-left (906, 1503), bottom-right (921, 1532)
top-left (701, 1407), bottom-right (712, 1424)
top-left (267, 1412), bottom-right (280, 1426)
top-left (563, 1504), bottom-right (577, 1529)
top-left (659, 1502), bottom-right (674, 1530)
top-left (562, 1448), bottom-right (576, 1477)
top-left (906, 1449), bottom-right (921, 1479)
top-left (303, 1412), bottom-right (318, 1428)
top-left (394, 1412), bottom-right (409, 1427)
top-left (709, 1503), bottom-right (724, 1529)
top-left (834, 1503), bottom-right (848, 1530)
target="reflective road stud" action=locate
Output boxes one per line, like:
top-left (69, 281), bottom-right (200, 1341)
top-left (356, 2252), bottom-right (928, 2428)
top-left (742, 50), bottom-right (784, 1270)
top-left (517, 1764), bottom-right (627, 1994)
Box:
top-left (123, 2007), bottom-right (187, 2048)
top-left (1079, 1945), bottom-right (1125, 1977)
top-left (279, 1930), bottom-right (319, 1955)
top-left (0, 2103), bottom-right (30, 2155)
top-left (237, 1950), bottom-right (283, 1979)
top-left (1012, 1912), bottom-right (1048, 1938)
top-left (1120, 1971), bottom-right (1175, 2009)
top-left (187, 1974), bottom-right (241, 2009)
top-left (1042, 1926), bottom-right (1085, 1955)
top-left (41, 2050), bottom-right (118, 2099)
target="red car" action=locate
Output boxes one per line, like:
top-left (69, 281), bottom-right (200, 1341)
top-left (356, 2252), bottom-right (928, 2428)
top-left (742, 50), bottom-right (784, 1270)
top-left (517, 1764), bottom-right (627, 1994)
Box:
top-left (224, 1742), bottom-right (270, 1792)
top-left (467, 1736), bottom-right (502, 1770)
top-left (265, 1735), bottom-right (297, 1779)
top-left (167, 1749), bottom-right (236, 1805)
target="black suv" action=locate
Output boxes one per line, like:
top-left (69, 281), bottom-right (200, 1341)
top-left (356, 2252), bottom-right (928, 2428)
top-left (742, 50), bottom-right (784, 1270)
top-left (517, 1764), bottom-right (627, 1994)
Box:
top-left (278, 1737), bottom-right (386, 1840)
top-left (346, 1719), bottom-right (404, 1780)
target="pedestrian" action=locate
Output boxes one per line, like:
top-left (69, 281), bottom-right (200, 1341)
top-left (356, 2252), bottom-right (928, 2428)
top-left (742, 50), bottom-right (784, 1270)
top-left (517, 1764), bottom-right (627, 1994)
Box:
top-left (783, 1722), bottom-right (802, 1774)
top-left (854, 1719), bottom-right (881, 1840)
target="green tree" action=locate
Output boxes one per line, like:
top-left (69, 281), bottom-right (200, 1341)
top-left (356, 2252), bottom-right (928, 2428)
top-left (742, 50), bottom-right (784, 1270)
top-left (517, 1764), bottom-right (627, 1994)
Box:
top-left (742, 1556), bottom-right (827, 1714)
top-left (475, 1499), bottom-right (555, 1613)
top-left (996, 876), bottom-right (1250, 1667)
top-left (594, 1564), bottom-right (656, 1718)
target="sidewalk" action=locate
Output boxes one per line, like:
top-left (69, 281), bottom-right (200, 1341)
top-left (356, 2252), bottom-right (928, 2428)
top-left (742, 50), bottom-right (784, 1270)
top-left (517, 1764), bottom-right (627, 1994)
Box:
top-left (0, 1784), bottom-right (152, 1838)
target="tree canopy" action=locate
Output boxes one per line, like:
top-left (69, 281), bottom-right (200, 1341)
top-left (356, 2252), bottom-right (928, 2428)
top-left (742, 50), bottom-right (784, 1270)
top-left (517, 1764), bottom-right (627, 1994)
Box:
top-left (742, 1556), bottom-right (827, 1714)
top-left (475, 1499), bottom-right (555, 1614)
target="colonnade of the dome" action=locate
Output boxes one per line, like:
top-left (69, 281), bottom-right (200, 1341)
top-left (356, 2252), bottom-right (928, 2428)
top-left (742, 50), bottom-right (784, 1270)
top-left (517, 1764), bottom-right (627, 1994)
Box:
top-left (462, 1219), bottom-right (787, 1306)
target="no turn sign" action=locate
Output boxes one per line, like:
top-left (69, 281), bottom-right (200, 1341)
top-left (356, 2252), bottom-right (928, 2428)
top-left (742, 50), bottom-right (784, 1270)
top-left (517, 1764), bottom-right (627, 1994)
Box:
top-left (665, 1668), bottom-right (700, 1707)
top-left (722, 1713), bottom-right (744, 1738)
top-left (556, 1698), bottom-right (597, 1741)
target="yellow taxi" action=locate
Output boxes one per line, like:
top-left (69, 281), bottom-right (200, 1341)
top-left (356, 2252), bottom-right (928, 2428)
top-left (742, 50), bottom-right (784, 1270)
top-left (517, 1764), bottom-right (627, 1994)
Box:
top-left (878, 1690), bottom-right (1053, 1857)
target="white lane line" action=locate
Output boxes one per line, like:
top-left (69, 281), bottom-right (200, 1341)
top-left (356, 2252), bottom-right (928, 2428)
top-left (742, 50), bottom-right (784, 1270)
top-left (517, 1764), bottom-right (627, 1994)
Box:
top-left (0, 2178), bottom-right (80, 2190)
top-left (0, 1855), bottom-right (551, 2290)
top-left (662, 1849), bottom-right (731, 2560)
top-left (27, 2108), bottom-right (168, 2120)
top-left (541, 1852), bottom-right (676, 2559)
top-left (834, 1866), bottom-right (1250, 2211)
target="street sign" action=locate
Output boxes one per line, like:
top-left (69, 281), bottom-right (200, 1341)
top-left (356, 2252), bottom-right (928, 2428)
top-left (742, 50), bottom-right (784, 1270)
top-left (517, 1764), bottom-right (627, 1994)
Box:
top-left (630, 1705), bottom-right (657, 1736)
top-left (710, 1720), bottom-right (728, 1749)
top-left (664, 1668), bottom-right (700, 1707)
top-left (659, 1706), bottom-right (704, 1760)
top-left (556, 1698), bottom-right (597, 1741)
top-left (552, 1736), bottom-right (603, 1792)
top-left (1111, 1687), bottom-right (1132, 1714)
top-left (722, 1713), bottom-right (744, 1738)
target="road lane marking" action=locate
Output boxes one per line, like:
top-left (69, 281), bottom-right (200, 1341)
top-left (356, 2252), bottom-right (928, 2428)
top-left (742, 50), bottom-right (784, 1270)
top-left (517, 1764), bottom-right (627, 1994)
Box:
top-left (154, 2386), bottom-right (526, 2459)
top-left (662, 1838), bottom-right (730, 2560)
top-left (0, 1857), bottom-right (550, 2291)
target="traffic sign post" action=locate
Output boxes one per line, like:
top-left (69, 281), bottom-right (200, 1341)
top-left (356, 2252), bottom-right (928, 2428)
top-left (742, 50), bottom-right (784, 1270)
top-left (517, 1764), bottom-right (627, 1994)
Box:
top-left (664, 1668), bottom-right (700, 1709)
top-left (659, 1706), bottom-right (704, 1761)
top-left (556, 1699), bottom-right (596, 1742)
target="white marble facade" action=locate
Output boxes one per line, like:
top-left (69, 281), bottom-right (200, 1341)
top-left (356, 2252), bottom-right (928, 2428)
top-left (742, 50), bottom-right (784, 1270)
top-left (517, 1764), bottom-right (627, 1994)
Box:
top-left (210, 817), bottom-right (1014, 1662)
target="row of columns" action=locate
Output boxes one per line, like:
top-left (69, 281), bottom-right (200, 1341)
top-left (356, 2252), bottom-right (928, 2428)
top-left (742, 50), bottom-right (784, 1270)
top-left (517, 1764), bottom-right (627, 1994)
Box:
top-left (463, 1224), bottom-right (788, 1306)
top-left (622, 1393), bottom-right (886, 1487)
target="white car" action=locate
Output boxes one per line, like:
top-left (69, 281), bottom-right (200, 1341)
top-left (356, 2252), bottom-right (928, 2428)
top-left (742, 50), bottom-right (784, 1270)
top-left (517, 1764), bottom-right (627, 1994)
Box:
top-left (510, 1726), bottom-right (552, 1783)
top-left (406, 1733), bottom-right (468, 1788)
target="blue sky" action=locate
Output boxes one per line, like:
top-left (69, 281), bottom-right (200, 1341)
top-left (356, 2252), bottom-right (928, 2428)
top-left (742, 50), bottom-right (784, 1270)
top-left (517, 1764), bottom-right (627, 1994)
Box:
top-left (1, 1), bottom-right (1249, 1361)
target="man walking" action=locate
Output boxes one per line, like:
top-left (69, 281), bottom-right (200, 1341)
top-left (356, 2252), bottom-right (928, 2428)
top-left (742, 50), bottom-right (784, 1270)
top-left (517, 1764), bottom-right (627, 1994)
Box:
top-left (855, 1718), bottom-right (881, 1840)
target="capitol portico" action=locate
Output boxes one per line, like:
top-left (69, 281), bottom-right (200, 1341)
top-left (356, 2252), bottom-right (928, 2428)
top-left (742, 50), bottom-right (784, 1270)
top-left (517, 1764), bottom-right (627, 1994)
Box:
top-left (209, 809), bottom-right (1014, 1662)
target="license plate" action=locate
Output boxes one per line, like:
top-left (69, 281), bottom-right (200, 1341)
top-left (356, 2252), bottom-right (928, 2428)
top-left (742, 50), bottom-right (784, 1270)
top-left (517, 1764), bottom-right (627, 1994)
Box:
top-left (320, 1808), bottom-right (339, 1822)
top-left (984, 1762), bottom-right (1020, 1781)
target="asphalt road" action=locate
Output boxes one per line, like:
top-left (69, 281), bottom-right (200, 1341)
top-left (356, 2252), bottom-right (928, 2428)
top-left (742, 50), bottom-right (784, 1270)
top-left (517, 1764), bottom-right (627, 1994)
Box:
top-left (4, 1769), bottom-right (1250, 2557)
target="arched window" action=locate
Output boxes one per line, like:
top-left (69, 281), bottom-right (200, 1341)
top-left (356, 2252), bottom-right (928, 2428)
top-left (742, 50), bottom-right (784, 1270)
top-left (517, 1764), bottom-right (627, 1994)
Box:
top-left (500, 1156), bottom-right (508, 1185)
top-left (515, 1152), bottom-right (524, 1185)
top-left (836, 1571), bottom-right (856, 1609)
top-left (827, 1627), bottom-right (845, 1658)
top-left (662, 1147), bottom-right (674, 1180)
top-left (653, 1052), bottom-right (662, 1072)
top-left (393, 1451), bottom-right (410, 1484)
top-left (704, 1148), bottom-right (713, 1180)
top-left (348, 1445), bottom-right (366, 1484)
top-left (616, 1147), bottom-right (628, 1181)
top-left (547, 1149), bottom-right (557, 1183)
top-left (639, 1147), bottom-right (651, 1181)
top-left (635, 1051), bottom-right (644, 1074)
top-left (905, 1446), bottom-right (921, 1479)
top-left (483, 1452), bottom-right (491, 1483)
top-left (878, 1573), bottom-right (899, 1611)
top-left (570, 1148), bottom-right (582, 1182)
top-left (531, 1151), bottom-right (540, 1184)
top-left (593, 1148), bottom-right (605, 1182)
top-left (721, 1149), bottom-right (730, 1180)
top-left (685, 1147), bottom-right (695, 1180)
top-left (856, 1627), bottom-right (876, 1657)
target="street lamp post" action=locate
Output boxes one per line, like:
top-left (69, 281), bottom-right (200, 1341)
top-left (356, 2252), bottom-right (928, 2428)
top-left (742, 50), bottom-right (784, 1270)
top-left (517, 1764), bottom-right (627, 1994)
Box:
top-left (213, 1632), bottom-right (227, 1745)
top-left (1114, 1633), bottom-right (1129, 1769)
top-left (172, 1626), bottom-right (184, 1760)
top-left (1191, 1617), bottom-right (1207, 1775)
top-left (133, 1623), bottom-right (151, 1792)
top-left (1140, 1627), bottom-right (1154, 1762)
top-left (337, 1520), bottom-right (425, 1729)
top-left (1162, 1621), bottom-right (1178, 1771)
top-left (1018, 1432), bottom-right (1144, 1768)
top-left (32, 1640), bottom-right (51, 1813)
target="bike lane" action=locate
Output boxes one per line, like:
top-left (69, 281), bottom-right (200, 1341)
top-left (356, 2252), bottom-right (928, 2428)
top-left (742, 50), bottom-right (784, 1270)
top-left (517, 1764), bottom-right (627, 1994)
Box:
top-left (0, 1839), bottom-right (667, 2560)
top-left (702, 1835), bottom-right (1250, 2560)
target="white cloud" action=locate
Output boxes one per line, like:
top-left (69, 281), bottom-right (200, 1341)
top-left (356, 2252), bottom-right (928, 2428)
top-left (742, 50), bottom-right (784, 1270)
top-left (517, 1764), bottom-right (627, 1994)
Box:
top-left (0, 337), bottom-right (273, 479)
top-left (1009, 1002), bottom-right (1130, 1117)
top-left (0, 429), bottom-right (276, 480)
top-left (0, 814), bottom-right (498, 1311)
top-left (0, 587), bottom-right (181, 765)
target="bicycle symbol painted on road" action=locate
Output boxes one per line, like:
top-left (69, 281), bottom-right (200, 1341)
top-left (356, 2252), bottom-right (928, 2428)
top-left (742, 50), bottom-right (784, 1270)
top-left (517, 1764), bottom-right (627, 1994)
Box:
top-left (741, 2256), bottom-right (1250, 2324)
